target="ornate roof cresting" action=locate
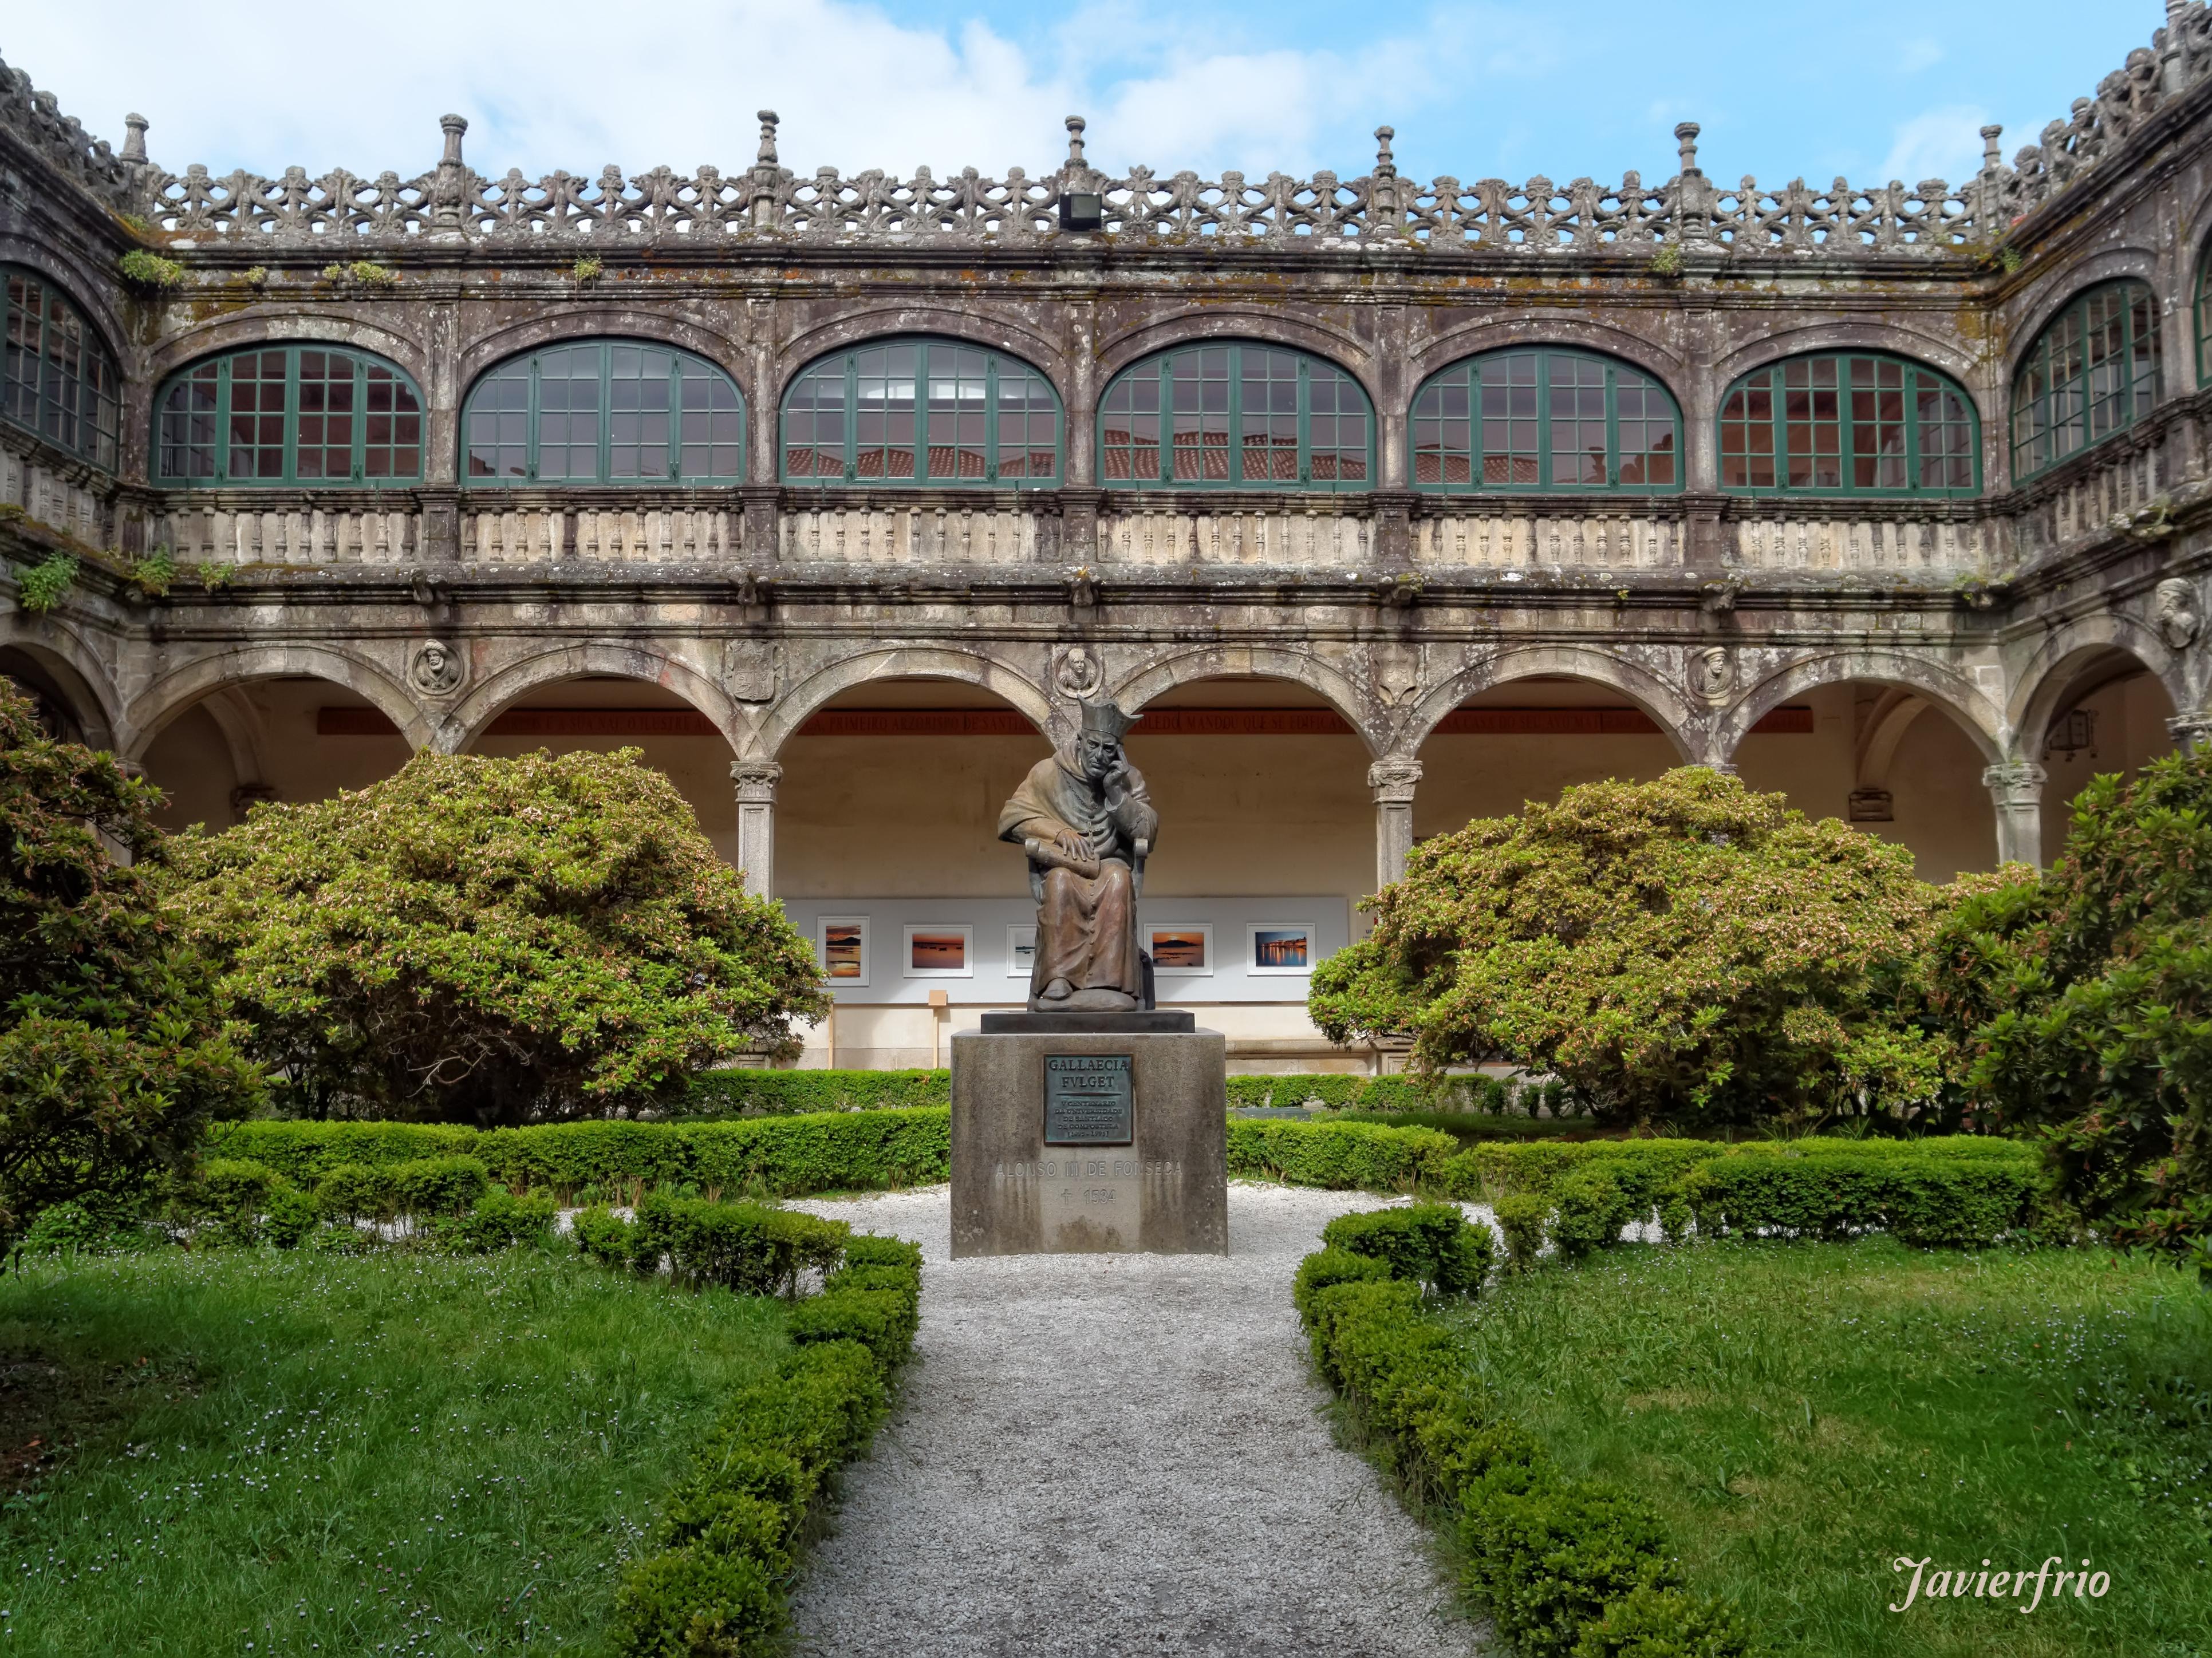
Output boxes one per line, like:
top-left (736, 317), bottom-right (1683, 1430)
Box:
top-left (7, 3), bottom-right (2211, 253)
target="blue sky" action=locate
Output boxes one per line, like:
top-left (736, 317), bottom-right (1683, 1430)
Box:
top-left (3, 1), bottom-right (2167, 192)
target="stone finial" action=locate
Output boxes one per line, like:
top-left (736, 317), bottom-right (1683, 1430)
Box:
top-left (756, 110), bottom-right (779, 167)
top-left (121, 112), bottom-right (148, 164)
top-left (1066, 115), bottom-right (1087, 166)
top-left (1980, 124), bottom-right (2004, 169)
top-left (439, 114), bottom-right (467, 168)
top-left (1374, 126), bottom-right (1396, 177)
top-left (1675, 121), bottom-right (1701, 176)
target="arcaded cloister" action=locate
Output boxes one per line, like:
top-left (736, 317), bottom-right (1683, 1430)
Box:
top-left (2, 7), bottom-right (2209, 1067)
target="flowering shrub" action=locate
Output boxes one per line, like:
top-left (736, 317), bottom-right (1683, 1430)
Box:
top-left (0, 685), bottom-right (261, 1252)
top-left (164, 749), bottom-right (828, 1125)
top-left (1311, 768), bottom-right (1959, 1131)
top-left (1928, 748), bottom-right (2212, 1269)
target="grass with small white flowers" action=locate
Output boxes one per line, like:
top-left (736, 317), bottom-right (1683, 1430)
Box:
top-left (0, 1246), bottom-right (788, 1654)
top-left (1437, 1238), bottom-right (2212, 1658)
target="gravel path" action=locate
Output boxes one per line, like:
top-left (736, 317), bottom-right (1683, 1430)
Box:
top-left (785, 1183), bottom-right (1491, 1658)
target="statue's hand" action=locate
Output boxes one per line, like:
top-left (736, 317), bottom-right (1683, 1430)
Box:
top-left (1051, 827), bottom-right (1091, 862)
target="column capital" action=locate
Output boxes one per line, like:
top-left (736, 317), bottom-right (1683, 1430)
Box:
top-left (1367, 757), bottom-right (1422, 804)
top-left (731, 758), bottom-right (783, 802)
top-left (1981, 761), bottom-right (2047, 806)
top-left (2166, 712), bottom-right (2212, 754)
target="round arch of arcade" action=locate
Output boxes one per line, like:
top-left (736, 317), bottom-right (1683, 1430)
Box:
top-left (1392, 645), bottom-right (1706, 765)
top-left (436, 640), bottom-right (743, 756)
top-left (750, 646), bottom-right (1056, 761)
top-left (1107, 645), bottom-right (1383, 756)
top-left (0, 615), bottom-right (123, 751)
top-left (119, 644), bottom-right (433, 761)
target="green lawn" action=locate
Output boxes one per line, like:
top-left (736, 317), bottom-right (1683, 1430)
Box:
top-left (0, 1246), bottom-right (788, 1655)
top-left (1440, 1241), bottom-right (2212, 1658)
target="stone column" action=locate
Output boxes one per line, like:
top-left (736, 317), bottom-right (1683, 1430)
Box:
top-left (731, 759), bottom-right (782, 898)
top-left (2167, 711), bottom-right (2212, 755)
top-left (1982, 761), bottom-right (2047, 868)
top-left (1368, 758), bottom-right (1422, 891)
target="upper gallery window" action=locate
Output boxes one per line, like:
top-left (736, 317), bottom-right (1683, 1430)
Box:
top-left (464, 340), bottom-right (744, 485)
top-left (1099, 342), bottom-right (1371, 491)
top-left (2012, 281), bottom-right (2160, 481)
top-left (1721, 352), bottom-right (1978, 496)
top-left (1, 266), bottom-right (120, 471)
top-left (155, 346), bottom-right (423, 486)
top-left (782, 337), bottom-right (1060, 486)
top-left (1411, 348), bottom-right (1680, 492)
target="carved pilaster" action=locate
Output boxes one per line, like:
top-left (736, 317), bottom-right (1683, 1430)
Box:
top-left (1982, 762), bottom-right (2047, 868)
top-left (732, 759), bottom-right (783, 899)
top-left (1368, 757), bottom-right (1422, 891)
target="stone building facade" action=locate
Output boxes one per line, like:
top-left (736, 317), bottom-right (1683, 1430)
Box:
top-left (3, 7), bottom-right (2210, 1066)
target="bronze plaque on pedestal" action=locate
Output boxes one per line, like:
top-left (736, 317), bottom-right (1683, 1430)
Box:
top-left (1043, 1053), bottom-right (1133, 1144)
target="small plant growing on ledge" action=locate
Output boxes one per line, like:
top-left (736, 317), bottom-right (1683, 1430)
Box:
top-left (1650, 241), bottom-right (1684, 278)
top-left (571, 256), bottom-right (604, 286)
top-left (14, 552), bottom-right (81, 614)
top-left (240, 265), bottom-right (270, 289)
top-left (322, 260), bottom-right (400, 289)
top-left (117, 248), bottom-right (186, 293)
top-left (128, 549), bottom-right (178, 599)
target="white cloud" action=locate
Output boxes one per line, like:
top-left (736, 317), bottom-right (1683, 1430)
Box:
top-left (1897, 37), bottom-right (1944, 74)
top-left (1, 0), bottom-right (1531, 187)
top-left (1877, 104), bottom-right (1992, 186)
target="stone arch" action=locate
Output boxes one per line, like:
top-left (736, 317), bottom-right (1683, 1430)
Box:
top-left (1096, 313), bottom-right (1378, 404)
top-left (1708, 325), bottom-right (1985, 394)
top-left (772, 309), bottom-right (1071, 404)
top-left (120, 644), bottom-right (432, 759)
top-left (439, 640), bottom-right (741, 756)
top-left (455, 310), bottom-right (750, 404)
top-left (2009, 614), bottom-right (2187, 759)
top-left (1407, 317), bottom-right (1689, 388)
top-left (2006, 249), bottom-right (2162, 371)
top-left (0, 238), bottom-right (129, 372)
top-left (1109, 645), bottom-right (1383, 757)
top-left (1717, 650), bottom-right (2004, 763)
top-left (0, 616), bottom-right (120, 750)
top-left (1397, 645), bottom-right (1701, 763)
top-left (752, 646), bottom-right (1054, 760)
top-left (144, 311), bottom-right (432, 391)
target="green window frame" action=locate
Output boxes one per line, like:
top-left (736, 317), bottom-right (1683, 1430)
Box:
top-left (781, 337), bottom-right (1060, 487)
top-left (1099, 342), bottom-right (1371, 492)
top-left (1410, 348), bottom-right (1681, 494)
top-left (154, 345), bottom-right (424, 487)
top-left (2, 265), bottom-right (120, 472)
top-left (1720, 352), bottom-right (1979, 497)
top-left (2014, 280), bottom-right (2161, 481)
top-left (463, 339), bottom-right (746, 487)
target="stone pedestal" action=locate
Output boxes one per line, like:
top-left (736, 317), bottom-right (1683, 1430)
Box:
top-left (950, 1011), bottom-right (1228, 1257)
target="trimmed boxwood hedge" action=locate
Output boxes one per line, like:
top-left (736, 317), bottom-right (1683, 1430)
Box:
top-left (610, 1235), bottom-right (922, 1655)
top-left (1300, 1225), bottom-right (1752, 1658)
top-left (683, 1068), bottom-right (951, 1117)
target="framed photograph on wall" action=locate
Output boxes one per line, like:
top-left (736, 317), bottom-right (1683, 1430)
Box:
top-left (1007, 924), bottom-right (1038, 980)
top-left (904, 923), bottom-right (974, 978)
top-left (1247, 921), bottom-right (1315, 976)
top-left (817, 915), bottom-right (870, 986)
top-left (1147, 922), bottom-right (1213, 976)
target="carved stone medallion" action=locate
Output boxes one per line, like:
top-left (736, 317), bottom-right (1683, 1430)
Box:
top-left (1054, 644), bottom-right (1103, 700)
top-left (1689, 645), bottom-right (1733, 702)
top-left (2155, 577), bottom-right (2201, 651)
top-left (409, 640), bottom-right (465, 696)
top-left (723, 638), bottom-right (778, 702)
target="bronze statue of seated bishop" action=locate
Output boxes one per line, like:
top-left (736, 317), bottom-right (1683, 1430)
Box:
top-left (996, 700), bottom-right (1156, 1012)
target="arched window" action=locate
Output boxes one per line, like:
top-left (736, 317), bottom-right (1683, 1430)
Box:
top-left (781, 337), bottom-right (1060, 486)
top-left (1099, 342), bottom-right (1370, 491)
top-left (464, 340), bottom-right (744, 485)
top-left (2013, 281), bottom-right (2161, 480)
top-left (1720, 352), bottom-right (1978, 496)
top-left (2, 266), bottom-right (119, 471)
top-left (1411, 348), bottom-right (1679, 493)
top-left (155, 346), bottom-right (422, 487)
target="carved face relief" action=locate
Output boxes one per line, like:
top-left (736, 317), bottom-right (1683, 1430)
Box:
top-left (1690, 646), bottom-right (1733, 702)
top-left (409, 640), bottom-right (464, 696)
top-left (1055, 645), bottom-right (1103, 700)
top-left (2155, 577), bottom-right (2201, 652)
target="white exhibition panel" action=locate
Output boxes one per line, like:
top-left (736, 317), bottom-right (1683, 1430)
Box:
top-left (782, 897), bottom-right (1351, 1005)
